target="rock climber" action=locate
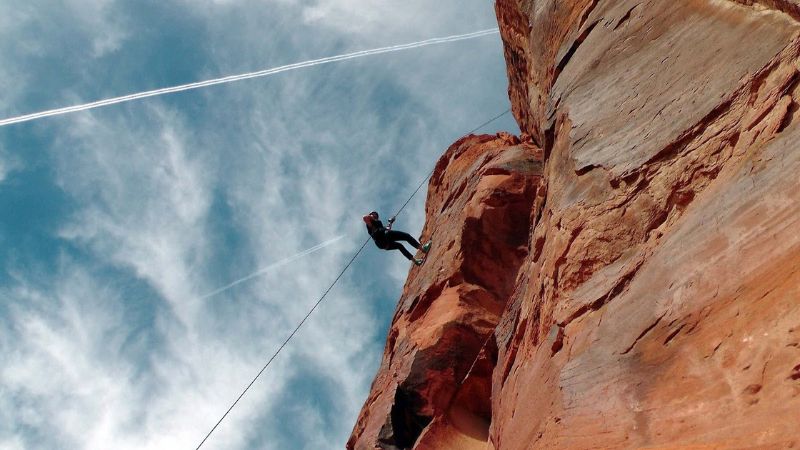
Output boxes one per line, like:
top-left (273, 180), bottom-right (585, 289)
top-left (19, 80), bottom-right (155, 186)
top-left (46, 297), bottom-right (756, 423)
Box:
top-left (363, 211), bottom-right (430, 265)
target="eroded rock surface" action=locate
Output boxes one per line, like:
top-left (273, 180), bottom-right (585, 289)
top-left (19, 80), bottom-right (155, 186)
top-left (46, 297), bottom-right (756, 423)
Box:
top-left (347, 133), bottom-right (543, 450)
top-left (350, 1), bottom-right (800, 449)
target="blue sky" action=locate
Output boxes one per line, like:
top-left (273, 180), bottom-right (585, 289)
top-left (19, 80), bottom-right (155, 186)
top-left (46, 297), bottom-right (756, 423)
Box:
top-left (0, 1), bottom-right (517, 448)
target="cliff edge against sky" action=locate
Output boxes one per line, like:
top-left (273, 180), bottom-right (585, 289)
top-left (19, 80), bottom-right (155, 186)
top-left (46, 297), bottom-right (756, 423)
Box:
top-left (349, 1), bottom-right (800, 448)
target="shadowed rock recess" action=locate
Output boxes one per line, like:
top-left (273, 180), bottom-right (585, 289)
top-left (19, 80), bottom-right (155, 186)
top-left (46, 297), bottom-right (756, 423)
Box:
top-left (349, 1), bottom-right (800, 449)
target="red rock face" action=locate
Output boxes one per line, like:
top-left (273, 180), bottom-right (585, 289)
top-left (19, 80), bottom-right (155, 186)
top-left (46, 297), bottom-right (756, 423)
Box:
top-left (350, 1), bottom-right (800, 449)
top-left (347, 133), bottom-right (543, 450)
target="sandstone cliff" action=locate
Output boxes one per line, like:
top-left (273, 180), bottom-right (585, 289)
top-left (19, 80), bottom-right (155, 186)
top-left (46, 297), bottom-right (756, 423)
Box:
top-left (349, 1), bottom-right (800, 449)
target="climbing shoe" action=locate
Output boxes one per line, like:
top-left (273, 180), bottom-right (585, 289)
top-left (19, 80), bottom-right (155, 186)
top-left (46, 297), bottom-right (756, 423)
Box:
top-left (421, 241), bottom-right (432, 253)
top-left (414, 258), bottom-right (425, 266)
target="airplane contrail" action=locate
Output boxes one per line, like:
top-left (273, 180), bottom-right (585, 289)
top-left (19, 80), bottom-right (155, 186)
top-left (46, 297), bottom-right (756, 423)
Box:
top-left (199, 235), bottom-right (345, 300)
top-left (0, 28), bottom-right (499, 127)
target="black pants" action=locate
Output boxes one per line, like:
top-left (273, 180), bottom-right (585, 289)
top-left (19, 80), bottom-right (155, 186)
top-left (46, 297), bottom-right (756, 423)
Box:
top-left (375, 230), bottom-right (420, 260)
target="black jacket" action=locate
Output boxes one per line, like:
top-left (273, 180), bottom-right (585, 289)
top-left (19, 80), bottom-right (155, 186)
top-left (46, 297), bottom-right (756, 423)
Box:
top-left (365, 218), bottom-right (391, 248)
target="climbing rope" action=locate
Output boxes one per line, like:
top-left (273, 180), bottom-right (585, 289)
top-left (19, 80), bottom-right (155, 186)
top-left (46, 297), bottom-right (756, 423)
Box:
top-left (393, 107), bottom-right (512, 217)
top-left (193, 107), bottom-right (511, 450)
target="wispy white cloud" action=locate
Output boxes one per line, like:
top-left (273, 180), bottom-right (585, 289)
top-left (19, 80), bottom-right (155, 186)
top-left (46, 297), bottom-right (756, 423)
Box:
top-left (0, 154), bottom-right (7, 186)
top-left (3, 265), bottom-right (142, 449)
top-left (0, 144), bottom-right (21, 184)
top-left (54, 106), bottom-right (212, 322)
top-left (63, 0), bottom-right (128, 57)
top-left (2, 258), bottom-right (286, 450)
top-left (0, 0), bottom-right (126, 59)
top-left (301, 0), bottom-right (494, 39)
top-left (0, 5), bottom-right (34, 115)
top-left (199, 234), bottom-right (344, 300)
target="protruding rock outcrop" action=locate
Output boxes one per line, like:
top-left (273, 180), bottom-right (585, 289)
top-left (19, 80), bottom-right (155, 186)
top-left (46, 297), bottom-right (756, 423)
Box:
top-left (347, 133), bottom-right (543, 449)
top-left (350, 1), bottom-right (800, 449)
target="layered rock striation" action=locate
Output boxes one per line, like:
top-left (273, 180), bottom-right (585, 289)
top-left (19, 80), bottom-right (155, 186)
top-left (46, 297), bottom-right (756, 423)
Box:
top-left (350, 1), bottom-right (800, 448)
